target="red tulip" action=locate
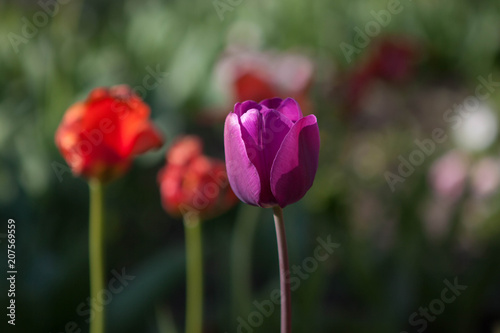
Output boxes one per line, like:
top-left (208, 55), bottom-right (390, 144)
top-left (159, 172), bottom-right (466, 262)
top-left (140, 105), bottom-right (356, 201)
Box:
top-left (158, 136), bottom-right (237, 218)
top-left (345, 36), bottom-right (419, 112)
top-left (55, 85), bottom-right (163, 182)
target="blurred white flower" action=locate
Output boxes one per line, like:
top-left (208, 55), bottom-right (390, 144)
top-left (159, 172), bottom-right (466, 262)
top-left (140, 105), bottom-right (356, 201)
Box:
top-left (453, 103), bottom-right (498, 152)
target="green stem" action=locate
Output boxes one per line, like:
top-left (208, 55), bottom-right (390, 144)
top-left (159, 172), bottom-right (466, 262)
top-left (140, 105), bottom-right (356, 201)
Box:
top-left (230, 205), bottom-right (260, 318)
top-left (89, 179), bottom-right (105, 333)
top-left (155, 304), bottom-right (179, 333)
top-left (273, 206), bottom-right (291, 333)
top-left (184, 214), bottom-right (203, 333)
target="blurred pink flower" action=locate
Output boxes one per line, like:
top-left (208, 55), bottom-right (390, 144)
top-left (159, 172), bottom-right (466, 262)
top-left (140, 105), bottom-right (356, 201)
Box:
top-left (429, 150), bottom-right (469, 200)
top-left (429, 152), bottom-right (500, 201)
top-left (470, 158), bottom-right (500, 198)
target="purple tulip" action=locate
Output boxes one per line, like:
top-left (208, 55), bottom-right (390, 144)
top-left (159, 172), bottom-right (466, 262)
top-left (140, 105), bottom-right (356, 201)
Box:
top-left (224, 97), bottom-right (320, 208)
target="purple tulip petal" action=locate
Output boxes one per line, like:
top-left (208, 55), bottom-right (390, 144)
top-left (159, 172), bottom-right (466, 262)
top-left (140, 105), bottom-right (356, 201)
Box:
top-left (234, 102), bottom-right (243, 116)
top-left (235, 100), bottom-right (260, 117)
top-left (277, 98), bottom-right (303, 122)
top-left (260, 97), bottom-right (283, 109)
top-left (238, 108), bottom-right (267, 185)
top-left (239, 108), bottom-right (293, 206)
top-left (261, 109), bottom-right (293, 172)
top-left (270, 115), bottom-right (320, 208)
top-left (239, 109), bottom-right (261, 149)
top-left (224, 113), bottom-right (262, 206)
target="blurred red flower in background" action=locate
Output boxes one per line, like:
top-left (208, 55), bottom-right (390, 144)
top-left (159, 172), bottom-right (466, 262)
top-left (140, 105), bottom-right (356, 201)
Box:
top-left (230, 50), bottom-right (314, 113)
top-left (55, 85), bottom-right (163, 182)
top-left (234, 71), bottom-right (277, 104)
top-left (158, 136), bottom-right (237, 218)
top-left (202, 49), bottom-right (314, 124)
top-left (345, 36), bottom-right (420, 112)
top-left (366, 36), bottom-right (418, 82)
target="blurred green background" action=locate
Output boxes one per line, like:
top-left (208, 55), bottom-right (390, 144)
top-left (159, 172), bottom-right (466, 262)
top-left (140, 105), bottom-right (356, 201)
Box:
top-left (1, 0), bottom-right (500, 332)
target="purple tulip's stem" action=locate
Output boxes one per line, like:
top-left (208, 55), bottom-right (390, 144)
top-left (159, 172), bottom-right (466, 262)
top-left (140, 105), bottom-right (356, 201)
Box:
top-left (89, 179), bottom-right (105, 333)
top-left (273, 206), bottom-right (291, 333)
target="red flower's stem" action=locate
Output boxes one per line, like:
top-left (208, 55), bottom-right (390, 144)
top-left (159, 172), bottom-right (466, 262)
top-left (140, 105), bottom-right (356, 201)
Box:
top-left (89, 179), bottom-right (105, 333)
top-left (273, 206), bottom-right (291, 333)
top-left (184, 213), bottom-right (203, 333)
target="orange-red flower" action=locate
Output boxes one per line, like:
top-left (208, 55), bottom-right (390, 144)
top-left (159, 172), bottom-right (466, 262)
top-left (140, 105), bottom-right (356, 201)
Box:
top-left (55, 85), bottom-right (163, 182)
top-left (158, 136), bottom-right (237, 218)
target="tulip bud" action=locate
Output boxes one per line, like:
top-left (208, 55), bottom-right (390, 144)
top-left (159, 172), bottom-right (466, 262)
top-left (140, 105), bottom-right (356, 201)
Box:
top-left (224, 98), bottom-right (320, 208)
top-left (158, 136), bottom-right (237, 218)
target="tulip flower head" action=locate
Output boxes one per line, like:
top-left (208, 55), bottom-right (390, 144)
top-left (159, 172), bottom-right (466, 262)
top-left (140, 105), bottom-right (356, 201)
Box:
top-left (158, 136), bottom-right (237, 219)
top-left (224, 98), bottom-right (320, 208)
top-left (55, 85), bottom-right (163, 182)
